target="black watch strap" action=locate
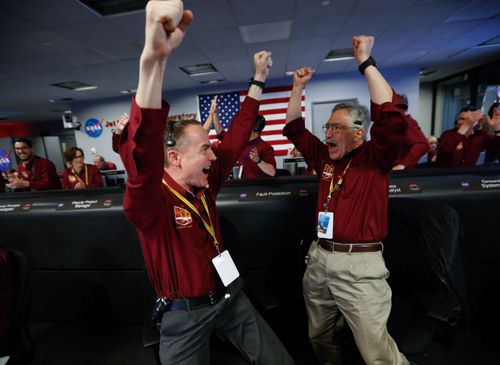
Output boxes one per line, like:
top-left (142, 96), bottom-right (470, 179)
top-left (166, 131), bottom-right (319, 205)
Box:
top-left (358, 56), bottom-right (377, 75)
top-left (249, 77), bottom-right (265, 89)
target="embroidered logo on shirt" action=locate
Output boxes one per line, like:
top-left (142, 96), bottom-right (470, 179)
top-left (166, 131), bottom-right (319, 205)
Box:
top-left (321, 164), bottom-right (334, 180)
top-left (174, 206), bottom-right (192, 226)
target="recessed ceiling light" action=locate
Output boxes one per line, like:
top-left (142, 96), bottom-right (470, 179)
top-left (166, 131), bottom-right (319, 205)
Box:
top-left (476, 35), bottom-right (500, 47)
top-left (48, 99), bottom-right (55, 103)
top-left (200, 79), bottom-right (225, 85)
top-left (419, 69), bottom-right (436, 76)
top-left (179, 63), bottom-right (218, 76)
top-left (120, 89), bottom-right (137, 94)
top-left (77, 0), bottom-right (147, 17)
top-left (239, 20), bottom-right (292, 44)
top-left (321, 0), bottom-right (331, 6)
top-left (324, 48), bottom-right (354, 62)
top-left (52, 81), bottom-right (98, 91)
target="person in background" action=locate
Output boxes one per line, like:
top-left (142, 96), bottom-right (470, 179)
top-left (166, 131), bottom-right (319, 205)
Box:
top-left (437, 105), bottom-right (500, 167)
top-left (392, 94), bottom-right (429, 170)
top-left (93, 154), bottom-right (117, 171)
top-left (485, 100), bottom-right (500, 164)
top-left (234, 115), bottom-right (276, 178)
top-left (62, 147), bottom-right (103, 189)
top-left (8, 138), bottom-right (61, 191)
top-left (284, 35), bottom-right (410, 365)
top-left (427, 135), bottom-right (438, 165)
top-left (116, 1), bottom-right (294, 364)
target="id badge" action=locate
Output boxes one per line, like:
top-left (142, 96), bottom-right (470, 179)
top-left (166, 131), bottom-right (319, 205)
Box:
top-left (212, 250), bottom-right (240, 287)
top-left (317, 211), bottom-right (334, 239)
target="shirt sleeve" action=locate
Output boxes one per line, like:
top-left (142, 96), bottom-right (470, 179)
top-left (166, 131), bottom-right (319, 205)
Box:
top-left (208, 97), bottom-right (259, 193)
top-left (91, 166), bottom-right (104, 188)
top-left (61, 169), bottom-right (72, 189)
top-left (368, 92), bottom-right (407, 173)
top-left (31, 159), bottom-right (57, 190)
top-left (398, 116), bottom-right (429, 168)
top-left (260, 143), bottom-right (276, 168)
top-left (283, 117), bottom-right (330, 174)
top-left (119, 97), bottom-right (170, 235)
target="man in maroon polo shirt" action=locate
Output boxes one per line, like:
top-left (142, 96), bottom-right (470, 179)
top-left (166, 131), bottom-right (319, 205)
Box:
top-left (116, 1), bottom-right (293, 364)
top-left (284, 36), bottom-right (410, 365)
top-left (8, 138), bottom-right (61, 191)
top-left (437, 105), bottom-right (500, 167)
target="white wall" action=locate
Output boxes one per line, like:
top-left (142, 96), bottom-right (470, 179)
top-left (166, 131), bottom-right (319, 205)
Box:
top-left (418, 82), bottom-right (434, 137)
top-left (73, 65), bottom-right (420, 169)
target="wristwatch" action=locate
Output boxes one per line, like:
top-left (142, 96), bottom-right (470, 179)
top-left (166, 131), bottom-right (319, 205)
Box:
top-left (249, 77), bottom-right (265, 89)
top-left (358, 56), bottom-right (377, 75)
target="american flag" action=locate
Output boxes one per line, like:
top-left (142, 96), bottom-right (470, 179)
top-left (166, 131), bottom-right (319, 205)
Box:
top-left (198, 86), bottom-right (305, 156)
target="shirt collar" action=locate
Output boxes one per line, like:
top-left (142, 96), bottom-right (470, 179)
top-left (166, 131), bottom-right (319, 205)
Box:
top-left (162, 170), bottom-right (206, 200)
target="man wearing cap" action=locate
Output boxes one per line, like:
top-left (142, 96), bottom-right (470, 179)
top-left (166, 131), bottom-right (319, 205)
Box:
top-left (284, 35), bottom-right (410, 365)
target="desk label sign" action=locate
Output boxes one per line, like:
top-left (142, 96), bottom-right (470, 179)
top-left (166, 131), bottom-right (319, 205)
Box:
top-left (389, 183), bottom-right (422, 195)
top-left (56, 199), bottom-right (113, 211)
top-left (0, 203), bottom-right (32, 213)
top-left (461, 178), bottom-right (500, 191)
top-left (239, 188), bottom-right (310, 202)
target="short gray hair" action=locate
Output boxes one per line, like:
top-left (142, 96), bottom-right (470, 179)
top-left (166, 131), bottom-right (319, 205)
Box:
top-left (332, 102), bottom-right (370, 135)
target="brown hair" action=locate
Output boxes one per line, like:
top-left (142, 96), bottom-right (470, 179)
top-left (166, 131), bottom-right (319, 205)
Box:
top-left (64, 147), bottom-right (84, 162)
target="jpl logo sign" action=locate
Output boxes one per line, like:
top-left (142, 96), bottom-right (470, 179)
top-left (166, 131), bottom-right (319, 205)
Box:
top-left (85, 118), bottom-right (103, 138)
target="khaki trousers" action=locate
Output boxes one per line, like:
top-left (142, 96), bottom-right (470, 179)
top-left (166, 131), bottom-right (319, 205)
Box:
top-left (303, 241), bottom-right (409, 365)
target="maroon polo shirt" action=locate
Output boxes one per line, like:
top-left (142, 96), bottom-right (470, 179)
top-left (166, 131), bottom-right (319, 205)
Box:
top-left (437, 128), bottom-right (500, 167)
top-left (61, 164), bottom-right (103, 189)
top-left (119, 96), bottom-right (259, 298)
top-left (238, 137), bottom-right (276, 178)
top-left (17, 155), bottom-right (61, 191)
top-left (283, 96), bottom-right (406, 243)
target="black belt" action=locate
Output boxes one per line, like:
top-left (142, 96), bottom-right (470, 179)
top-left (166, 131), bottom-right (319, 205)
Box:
top-left (318, 239), bottom-right (382, 253)
top-left (169, 287), bottom-right (227, 311)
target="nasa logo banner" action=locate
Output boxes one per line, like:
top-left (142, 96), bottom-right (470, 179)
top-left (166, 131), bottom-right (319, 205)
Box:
top-left (85, 118), bottom-right (103, 138)
top-left (0, 149), bottom-right (12, 172)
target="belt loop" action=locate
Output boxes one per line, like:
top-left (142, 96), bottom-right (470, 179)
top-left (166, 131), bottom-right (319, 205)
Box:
top-left (348, 244), bottom-right (353, 255)
top-left (380, 242), bottom-right (384, 254)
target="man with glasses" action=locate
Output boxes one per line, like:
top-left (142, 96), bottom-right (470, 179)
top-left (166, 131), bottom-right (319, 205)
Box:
top-left (284, 35), bottom-right (410, 365)
top-left (8, 138), bottom-right (61, 191)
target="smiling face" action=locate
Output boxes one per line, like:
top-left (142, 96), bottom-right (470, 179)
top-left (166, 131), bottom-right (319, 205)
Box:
top-left (14, 142), bottom-right (34, 162)
top-left (324, 108), bottom-right (364, 161)
top-left (71, 150), bottom-right (85, 171)
top-left (168, 124), bottom-right (217, 192)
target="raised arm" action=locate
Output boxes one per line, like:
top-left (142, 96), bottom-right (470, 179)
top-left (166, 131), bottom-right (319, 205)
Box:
top-left (285, 67), bottom-right (312, 124)
top-left (136, 1), bottom-right (193, 108)
top-left (353, 35), bottom-right (392, 105)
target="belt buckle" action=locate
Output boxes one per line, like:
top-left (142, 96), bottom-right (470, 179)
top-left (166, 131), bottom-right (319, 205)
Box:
top-left (208, 291), bottom-right (217, 305)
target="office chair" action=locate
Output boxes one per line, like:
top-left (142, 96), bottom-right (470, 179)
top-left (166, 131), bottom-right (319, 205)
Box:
top-left (0, 248), bottom-right (35, 364)
top-left (384, 198), bottom-right (466, 364)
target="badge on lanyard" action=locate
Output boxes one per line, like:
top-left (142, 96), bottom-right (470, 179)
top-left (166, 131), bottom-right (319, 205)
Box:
top-left (212, 250), bottom-right (240, 287)
top-left (317, 211), bottom-right (334, 239)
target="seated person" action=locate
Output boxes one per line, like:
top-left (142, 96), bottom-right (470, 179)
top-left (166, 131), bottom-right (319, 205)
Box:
top-left (427, 135), bottom-right (438, 164)
top-left (62, 147), bottom-right (103, 189)
top-left (94, 154), bottom-right (117, 171)
top-left (485, 100), bottom-right (500, 164)
top-left (392, 94), bottom-right (429, 170)
top-left (9, 138), bottom-right (61, 191)
top-left (437, 105), bottom-right (500, 167)
top-left (235, 115), bottom-right (276, 178)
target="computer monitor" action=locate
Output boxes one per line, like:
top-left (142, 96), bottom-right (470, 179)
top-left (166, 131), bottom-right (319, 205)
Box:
top-left (100, 170), bottom-right (127, 187)
top-left (282, 157), bottom-right (308, 176)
